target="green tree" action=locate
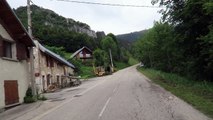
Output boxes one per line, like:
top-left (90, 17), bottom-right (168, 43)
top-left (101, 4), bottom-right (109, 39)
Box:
top-left (149, 0), bottom-right (213, 80)
top-left (93, 49), bottom-right (109, 67)
top-left (45, 45), bottom-right (67, 59)
top-left (107, 33), bottom-right (121, 60)
top-left (101, 36), bottom-right (118, 60)
top-left (133, 22), bottom-right (184, 72)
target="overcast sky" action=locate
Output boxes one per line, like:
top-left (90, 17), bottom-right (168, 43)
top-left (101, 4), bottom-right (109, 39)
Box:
top-left (7, 0), bottom-right (162, 35)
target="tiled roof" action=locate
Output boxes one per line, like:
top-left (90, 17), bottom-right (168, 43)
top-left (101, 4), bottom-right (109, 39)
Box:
top-left (0, 0), bottom-right (34, 46)
top-left (70, 46), bottom-right (92, 58)
top-left (38, 43), bottom-right (75, 68)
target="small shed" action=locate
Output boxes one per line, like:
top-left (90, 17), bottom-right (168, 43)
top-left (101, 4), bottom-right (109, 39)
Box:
top-left (71, 46), bottom-right (93, 60)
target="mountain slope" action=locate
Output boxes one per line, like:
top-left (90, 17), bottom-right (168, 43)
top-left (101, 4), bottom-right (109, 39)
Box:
top-left (15, 5), bottom-right (97, 52)
top-left (15, 5), bottom-right (96, 37)
top-left (116, 30), bottom-right (148, 49)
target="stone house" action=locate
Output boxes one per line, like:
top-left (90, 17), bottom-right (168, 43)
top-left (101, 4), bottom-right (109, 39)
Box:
top-left (0, 1), bottom-right (35, 110)
top-left (33, 40), bottom-right (75, 93)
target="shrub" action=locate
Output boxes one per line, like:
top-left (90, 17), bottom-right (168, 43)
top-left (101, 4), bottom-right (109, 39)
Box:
top-left (24, 96), bottom-right (37, 103)
top-left (37, 94), bottom-right (47, 101)
top-left (24, 87), bottom-right (37, 103)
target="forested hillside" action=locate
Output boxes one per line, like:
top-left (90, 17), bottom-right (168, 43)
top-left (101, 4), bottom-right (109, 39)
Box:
top-left (132, 0), bottom-right (213, 81)
top-left (15, 5), bottom-right (97, 52)
top-left (116, 30), bottom-right (147, 49)
top-left (14, 5), bottom-right (134, 76)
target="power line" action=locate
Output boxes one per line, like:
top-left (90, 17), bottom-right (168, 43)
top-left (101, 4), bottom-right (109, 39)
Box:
top-left (53, 0), bottom-right (161, 8)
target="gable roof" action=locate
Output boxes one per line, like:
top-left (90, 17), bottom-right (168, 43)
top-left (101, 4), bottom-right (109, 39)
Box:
top-left (38, 43), bottom-right (75, 68)
top-left (70, 46), bottom-right (92, 58)
top-left (0, 1), bottom-right (34, 46)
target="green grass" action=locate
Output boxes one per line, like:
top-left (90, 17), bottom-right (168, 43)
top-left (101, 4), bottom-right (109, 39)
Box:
top-left (115, 56), bottom-right (139, 70)
top-left (137, 67), bottom-right (213, 118)
top-left (115, 61), bottom-right (130, 70)
top-left (128, 57), bottom-right (139, 65)
top-left (64, 52), bottom-right (72, 60)
top-left (79, 65), bottom-right (96, 79)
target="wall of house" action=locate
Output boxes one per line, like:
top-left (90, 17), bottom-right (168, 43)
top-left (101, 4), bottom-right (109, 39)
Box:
top-left (0, 59), bottom-right (29, 109)
top-left (0, 23), bottom-right (30, 110)
top-left (75, 49), bottom-right (92, 59)
top-left (33, 42), bottom-right (74, 93)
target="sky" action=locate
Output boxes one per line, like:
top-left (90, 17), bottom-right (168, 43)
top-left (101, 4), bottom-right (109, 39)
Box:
top-left (7, 0), bottom-right (162, 35)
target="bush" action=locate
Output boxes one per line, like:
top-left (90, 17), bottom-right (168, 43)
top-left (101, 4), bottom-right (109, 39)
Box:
top-left (26, 87), bottom-right (33, 97)
top-left (24, 96), bottom-right (37, 103)
top-left (24, 87), bottom-right (37, 103)
top-left (37, 94), bottom-right (47, 101)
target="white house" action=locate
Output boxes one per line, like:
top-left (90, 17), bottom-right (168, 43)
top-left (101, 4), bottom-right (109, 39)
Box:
top-left (0, 1), bottom-right (35, 111)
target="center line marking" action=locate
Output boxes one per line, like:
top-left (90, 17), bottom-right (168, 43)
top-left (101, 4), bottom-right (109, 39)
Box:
top-left (99, 97), bottom-right (111, 118)
top-left (113, 87), bottom-right (117, 93)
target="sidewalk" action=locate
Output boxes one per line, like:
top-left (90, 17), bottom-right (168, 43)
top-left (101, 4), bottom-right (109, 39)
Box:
top-left (0, 77), bottom-right (101, 120)
top-left (0, 101), bottom-right (43, 120)
top-left (0, 85), bottom-right (87, 120)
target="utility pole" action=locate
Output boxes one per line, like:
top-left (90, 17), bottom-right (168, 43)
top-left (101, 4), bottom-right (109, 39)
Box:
top-left (109, 49), bottom-right (114, 72)
top-left (27, 0), bottom-right (36, 96)
top-left (27, 0), bottom-right (32, 36)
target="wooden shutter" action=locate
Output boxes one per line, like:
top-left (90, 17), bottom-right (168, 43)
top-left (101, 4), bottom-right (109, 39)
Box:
top-left (16, 42), bottom-right (27, 60)
top-left (46, 55), bottom-right (49, 67)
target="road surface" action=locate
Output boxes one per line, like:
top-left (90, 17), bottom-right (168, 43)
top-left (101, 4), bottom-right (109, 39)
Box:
top-left (4, 65), bottom-right (211, 120)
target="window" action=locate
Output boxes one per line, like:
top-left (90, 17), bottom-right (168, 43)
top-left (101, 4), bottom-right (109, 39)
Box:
top-left (3, 41), bottom-right (12, 58)
top-left (46, 55), bottom-right (54, 67)
top-left (50, 59), bottom-right (54, 67)
top-left (46, 55), bottom-right (50, 67)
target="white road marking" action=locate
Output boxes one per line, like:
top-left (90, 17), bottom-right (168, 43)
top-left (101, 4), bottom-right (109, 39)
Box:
top-left (113, 87), bottom-right (117, 93)
top-left (32, 80), bottom-right (106, 120)
top-left (99, 97), bottom-right (111, 118)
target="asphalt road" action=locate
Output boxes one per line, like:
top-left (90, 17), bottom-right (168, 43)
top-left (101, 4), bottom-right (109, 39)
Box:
top-left (31, 65), bottom-right (210, 120)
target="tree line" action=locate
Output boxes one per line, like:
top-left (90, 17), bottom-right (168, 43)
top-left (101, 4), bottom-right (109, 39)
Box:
top-left (132, 0), bottom-right (213, 81)
top-left (93, 33), bottom-right (129, 68)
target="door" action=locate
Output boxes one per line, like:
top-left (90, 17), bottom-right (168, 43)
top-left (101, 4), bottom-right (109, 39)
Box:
top-left (4, 80), bottom-right (19, 105)
top-left (57, 76), bottom-right (60, 86)
top-left (47, 74), bottom-right (51, 87)
top-left (42, 75), bottom-right (45, 91)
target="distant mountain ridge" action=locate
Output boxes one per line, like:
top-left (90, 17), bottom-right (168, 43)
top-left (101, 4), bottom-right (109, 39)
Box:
top-left (15, 5), bottom-right (97, 38)
top-left (116, 30), bottom-right (148, 49)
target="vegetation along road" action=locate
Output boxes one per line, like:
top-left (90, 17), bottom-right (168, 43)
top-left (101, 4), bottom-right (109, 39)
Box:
top-left (28, 65), bottom-right (210, 120)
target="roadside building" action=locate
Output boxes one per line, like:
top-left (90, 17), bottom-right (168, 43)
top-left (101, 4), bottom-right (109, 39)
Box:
top-left (33, 40), bottom-right (75, 93)
top-left (70, 46), bottom-right (93, 61)
top-left (0, 0), bottom-right (35, 110)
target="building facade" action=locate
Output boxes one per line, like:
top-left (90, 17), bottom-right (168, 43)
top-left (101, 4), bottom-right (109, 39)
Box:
top-left (71, 46), bottom-right (93, 60)
top-left (0, 1), bottom-right (34, 110)
top-left (33, 41), bottom-right (75, 93)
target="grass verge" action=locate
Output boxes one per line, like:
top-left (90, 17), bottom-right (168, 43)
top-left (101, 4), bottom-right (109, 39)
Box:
top-left (137, 67), bottom-right (213, 118)
top-left (79, 65), bottom-right (96, 79)
top-left (115, 61), bottom-right (130, 70)
top-left (128, 57), bottom-right (138, 65)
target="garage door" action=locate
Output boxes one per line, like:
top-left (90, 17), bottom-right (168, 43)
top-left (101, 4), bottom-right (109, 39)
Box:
top-left (4, 80), bottom-right (19, 105)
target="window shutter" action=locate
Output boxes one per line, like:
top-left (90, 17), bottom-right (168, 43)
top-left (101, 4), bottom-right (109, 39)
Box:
top-left (16, 42), bottom-right (27, 60)
top-left (0, 39), bottom-right (3, 57)
top-left (50, 58), bottom-right (54, 67)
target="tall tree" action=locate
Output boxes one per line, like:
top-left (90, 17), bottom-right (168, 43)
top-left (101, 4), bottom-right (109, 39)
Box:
top-left (150, 0), bottom-right (213, 80)
top-left (101, 36), bottom-right (118, 60)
